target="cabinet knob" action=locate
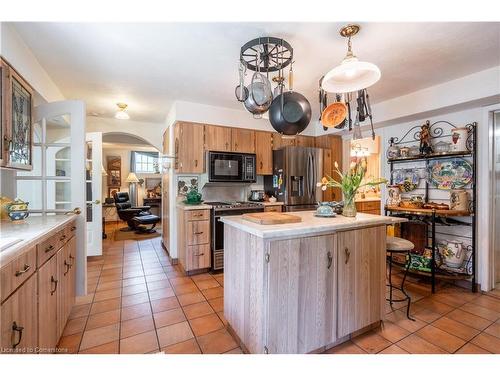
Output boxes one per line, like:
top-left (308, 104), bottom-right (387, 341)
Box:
top-left (45, 245), bottom-right (55, 253)
top-left (15, 264), bottom-right (30, 277)
top-left (11, 321), bottom-right (24, 349)
top-left (60, 234), bottom-right (67, 241)
top-left (344, 247), bottom-right (350, 264)
top-left (194, 160), bottom-right (198, 167)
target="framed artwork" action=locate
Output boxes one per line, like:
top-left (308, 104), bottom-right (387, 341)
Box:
top-left (107, 156), bottom-right (121, 187)
top-left (177, 176), bottom-right (198, 196)
top-left (145, 177), bottom-right (162, 198)
top-left (108, 187), bottom-right (120, 198)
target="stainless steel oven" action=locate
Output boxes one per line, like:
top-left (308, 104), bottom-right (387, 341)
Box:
top-left (208, 151), bottom-right (256, 183)
top-left (207, 202), bottom-right (264, 271)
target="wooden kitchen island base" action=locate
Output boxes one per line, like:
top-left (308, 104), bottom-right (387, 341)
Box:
top-left (222, 211), bottom-right (403, 354)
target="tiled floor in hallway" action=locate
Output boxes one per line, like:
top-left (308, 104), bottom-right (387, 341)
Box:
top-left (57, 223), bottom-right (500, 354)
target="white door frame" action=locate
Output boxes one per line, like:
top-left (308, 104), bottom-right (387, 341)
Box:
top-left (86, 132), bottom-right (103, 256)
top-left (34, 100), bottom-right (87, 296)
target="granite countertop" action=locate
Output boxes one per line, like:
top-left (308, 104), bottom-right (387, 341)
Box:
top-left (176, 202), bottom-right (213, 210)
top-left (221, 211), bottom-right (406, 239)
top-left (0, 214), bottom-right (77, 267)
top-left (256, 201), bottom-right (284, 206)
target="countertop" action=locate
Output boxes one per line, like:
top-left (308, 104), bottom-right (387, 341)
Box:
top-left (0, 214), bottom-right (77, 267)
top-left (176, 202), bottom-right (213, 210)
top-left (255, 201), bottom-right (284, 206)
top-left (355, 197), bottom-right (382, 203)
top-left (221, 211), bottom-right (406, 239)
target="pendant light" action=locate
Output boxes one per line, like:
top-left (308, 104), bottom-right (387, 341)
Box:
top-left (322, 24), bottom-right (381, 93)
top-left (115, 103), bottom-right (130, 120)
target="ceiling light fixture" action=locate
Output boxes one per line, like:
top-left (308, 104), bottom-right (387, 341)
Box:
top-left (322, 24), bottom-right (381, 93)
top-left (115, 103), bottom-right (130, 120)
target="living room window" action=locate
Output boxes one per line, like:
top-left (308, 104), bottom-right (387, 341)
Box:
top-left (131, 151), bottom-right (159, 174)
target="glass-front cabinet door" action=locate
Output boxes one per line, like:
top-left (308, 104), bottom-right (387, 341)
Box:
top-left (0, 58), bottom-right (4, 167)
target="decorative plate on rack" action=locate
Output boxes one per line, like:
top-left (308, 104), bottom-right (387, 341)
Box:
top-left (392, 169), bottom-right (419, 192)
top-left (428, 159), bottom-right (473, 190)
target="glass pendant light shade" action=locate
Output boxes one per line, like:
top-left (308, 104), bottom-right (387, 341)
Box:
top-left (322, 56), bottom-right (381, 93)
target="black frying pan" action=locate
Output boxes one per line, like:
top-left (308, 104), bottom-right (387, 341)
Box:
top-left (269, 91), bottom-right (312, 135)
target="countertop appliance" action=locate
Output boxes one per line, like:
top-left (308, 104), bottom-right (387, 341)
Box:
top-left (207, 151), bottom-right (256, 183)
top-left (205, 201), bottom-right (264, 271)
top-left (249, 190), bottom-right (265, 202)
top-left (264, 146), bottom-right (323, 211)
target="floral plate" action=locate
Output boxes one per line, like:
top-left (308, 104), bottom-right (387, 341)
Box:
top-left (391, 169), bottom-right (419, 192)
top-left (428, 159), bottom-right (473, 190)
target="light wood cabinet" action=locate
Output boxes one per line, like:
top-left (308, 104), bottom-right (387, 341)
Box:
top-left (177, 208), bottom-right (211, 274)
top-left (0, 218), bottom-right (77, 354)
top-left (356, 200), bottom-right (381, 215)
top-left (263, 205), bottom-right (282, 212)
top-left (38, 255), bottom-right (58, 351)
top-left (174, 122), bottom-right (204, 173)
top-left (315, 134), bottom-right (343, 202)
top-left (255, 131), bottom-right (273, 175)
top-left (231, 128), bottom-right (255, 153)
top-left (266, 235), bottom-right (336, 354)
top-left (204, 125), bottom-right (232, 152)
top-left (272, 133), bottom-right (296, 150)
top-left (336, 226), bottom-right (386, 338)
top-left (296, 135), bottom-right (315, 148)
top-left (0, 58), bottom-right (34, 170)
top-left (1, 275), bottom-right (38, 353)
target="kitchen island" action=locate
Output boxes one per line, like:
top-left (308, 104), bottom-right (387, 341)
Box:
top-left (221, 211), bottom-right (405, 354)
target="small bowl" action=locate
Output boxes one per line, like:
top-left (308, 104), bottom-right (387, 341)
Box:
top-left (8, 210), bottom-right (29, 222)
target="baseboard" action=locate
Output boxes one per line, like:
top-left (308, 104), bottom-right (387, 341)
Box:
top-left (161, 240), bottom-right (178, 265)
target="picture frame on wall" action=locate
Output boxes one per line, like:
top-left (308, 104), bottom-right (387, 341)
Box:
top-left (145, 177), bottom-right (162, 198)
top-left (108, 187), bottom-right (120, 198)
top-left (108, 169), bottom-right (121, 187)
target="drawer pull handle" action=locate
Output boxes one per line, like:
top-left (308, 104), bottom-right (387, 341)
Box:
top-left (45, 245), bottom-right (55, 253)
top-left (50, 276), bottom-right (59, 295)
top-left (194, 253), bottom-right (205, 256)
top-left (193, 231), bottom-right (204, 235)
top-left (60, 234), bottom-right (67, 241)
top-left (71, 226), bottom-right (77, 231)
top-left (193, 213), bottom-right (203, 217)
top-left (345, 247), bottom-right (350, 264)
top-left (327, 251), bottom-right (333, 269)
top-left (15, 264), bottom-right (30, 277)
top-left (64, 260), bottom-right (71, 275)
top-left (12, 321), bottom-right (24, 349)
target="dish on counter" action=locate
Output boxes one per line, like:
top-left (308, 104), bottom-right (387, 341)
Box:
top-left (428, 159), bottom-right (473, 190)
top-left (314, 213), bottom-right (337, 218)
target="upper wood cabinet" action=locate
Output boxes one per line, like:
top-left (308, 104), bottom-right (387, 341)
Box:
top-left (296, 135), bottom-right (315, 148)
top-left (0, 58), bottom-right (34, 170)
top-left (231, 128), bottom-right (255, 153)
top-left (162, 127), bottom-right (170, 155)
top-left (315, 135), bottom-right (343, 202)
top-left (336, 226), bottom-right (385, 338)
top-left (272, 133), bottom-right (296, 150)
top-left (174, 122), bottom-right (204, 174)
top-left (204, 125), bottom-right (232, 152)
top-left (255, 131), bottom-right (273, 175)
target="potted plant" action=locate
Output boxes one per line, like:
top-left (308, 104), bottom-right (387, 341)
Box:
top-left (317, 160), bottom-right (387, 217)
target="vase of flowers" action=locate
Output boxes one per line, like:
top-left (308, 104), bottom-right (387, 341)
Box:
top-left (317, 161), bottom-right (387, 217)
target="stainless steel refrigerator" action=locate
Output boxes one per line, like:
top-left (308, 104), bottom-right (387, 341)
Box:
top-left (264, 146), bottom-right (323, 211)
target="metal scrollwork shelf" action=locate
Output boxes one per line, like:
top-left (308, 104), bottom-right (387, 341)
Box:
top-left (385, 120), bottom-right (477, 294)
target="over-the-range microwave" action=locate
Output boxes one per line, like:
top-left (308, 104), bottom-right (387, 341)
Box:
top-left (207, 151), bottom-right (256, 183)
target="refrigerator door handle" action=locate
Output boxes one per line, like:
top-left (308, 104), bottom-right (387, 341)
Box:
top-left (307, 153), bottom-right (312, 198)
top-left (311, 153), bottom-right (316, 200)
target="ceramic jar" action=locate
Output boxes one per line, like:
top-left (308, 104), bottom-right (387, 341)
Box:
top-left (6, 198), bottom-right (30, 222)
top-left (450, 189), bottom-right (469, 211)
top-left (316, 202), bottom-right (335, 217)
top-left (399, 147), bottom-right (410, 158)
top-left (451, 127), bottom-right (468, 152)
top-left (434, 140), bottom-right (451, 154)
top-left (409, 145), bottom-right (420, 157)
top-left (386, 185), bottom-right (401, 206)
top-left (443, 240), bottom-right (465, 268)
top-left (387, 144), bottom-right (400, 159)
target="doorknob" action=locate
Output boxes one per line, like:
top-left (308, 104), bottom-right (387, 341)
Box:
top-left (94, 200), bottom-right (101, 205)
top-left (66, 207), bottom-right (81, 215)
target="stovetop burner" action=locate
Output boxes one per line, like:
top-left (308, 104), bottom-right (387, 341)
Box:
top-left (205, 201), bottom-right (263, 210)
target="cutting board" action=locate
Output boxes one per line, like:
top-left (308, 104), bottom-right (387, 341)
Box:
top-left (242, 212), bottom-right (302, 225)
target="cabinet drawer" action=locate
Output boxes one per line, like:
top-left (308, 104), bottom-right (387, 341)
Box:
top-left (264, 205), bottom-right (282, 212)
top-left (186, 210), bottom-right (210, 221)
top-left (186, 220), bottom-right (210, 246)
top-left (357, 201), bottom-right (380, 211)
top-left (0, 246), bottom-right (37, 302)
top-left (64, 221), bottom-right (78, 241)
top-left (186, 244), bottom-right (211, 271)
top-left (37, 234), bottom-right (61, 267)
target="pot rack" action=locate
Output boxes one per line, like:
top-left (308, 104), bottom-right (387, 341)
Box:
top-left (240, 37), bottom-right (293, 73)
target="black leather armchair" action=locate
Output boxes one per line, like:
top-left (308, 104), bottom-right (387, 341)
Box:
top-left (113, 192), bottom-right (160, 233)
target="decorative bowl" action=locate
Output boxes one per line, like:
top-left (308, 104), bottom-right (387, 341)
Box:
top-left (8, 210), bottom-right (29, 222)
top-left (316, 203), bottom-right (335, 217)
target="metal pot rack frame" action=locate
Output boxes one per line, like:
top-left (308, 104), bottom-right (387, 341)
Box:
top-left (240, 37), bottom-right (293, 73)
top-left (384, 120), bottom-right (477, 293)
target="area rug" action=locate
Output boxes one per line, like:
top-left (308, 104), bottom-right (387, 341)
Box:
top-left (113, 227), bottom-right (161, 241)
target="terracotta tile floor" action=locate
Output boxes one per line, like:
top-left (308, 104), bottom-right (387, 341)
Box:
top-left (57, 223), bottom-right (500, 354)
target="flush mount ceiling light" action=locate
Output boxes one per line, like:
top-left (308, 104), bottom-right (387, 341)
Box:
top-left (115, 102), bottom-right (130, 120)
top-left (322, 24), bottom-right (381, 93)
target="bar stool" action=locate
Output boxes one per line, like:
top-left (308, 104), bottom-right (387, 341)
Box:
top-left (386, 236), bottom-right (415, 321)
